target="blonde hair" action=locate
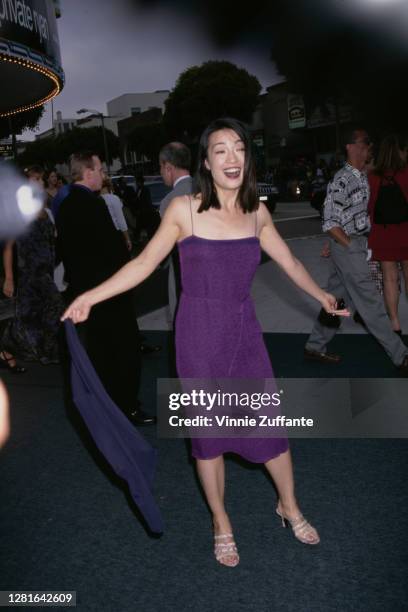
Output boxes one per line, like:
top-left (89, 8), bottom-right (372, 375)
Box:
top-left (102, 177), bottom-right (112, 191)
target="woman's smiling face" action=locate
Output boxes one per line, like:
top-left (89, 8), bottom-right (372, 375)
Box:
top-left (204, 128), bottom-right (245, 192)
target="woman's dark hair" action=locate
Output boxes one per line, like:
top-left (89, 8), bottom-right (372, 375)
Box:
top-left (195, 117), bottom-right (258, 213)
top-left (44, 168), bottom-right (57, 185)
top-left (374, 134), bottom-right (408, 176)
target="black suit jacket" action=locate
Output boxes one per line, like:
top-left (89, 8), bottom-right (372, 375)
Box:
top-left (136, 185), bottom-right (153, 210)
top-left (56, 185), bottom-right (129, 299)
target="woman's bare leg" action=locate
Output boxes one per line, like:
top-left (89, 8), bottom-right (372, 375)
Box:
top-left (401, 260), bottom-right (408, 301)
top-left (196, 456), bottom-right (238, 566)
top-left (264, 448), bottom-right (319, 544)
top-left (381, 261), bottom-right (400, 330)
top-left (264, 449), bottom-right (297, 514)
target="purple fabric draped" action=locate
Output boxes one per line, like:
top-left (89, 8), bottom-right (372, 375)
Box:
top-left (64, 320), bottom-right (163, 533)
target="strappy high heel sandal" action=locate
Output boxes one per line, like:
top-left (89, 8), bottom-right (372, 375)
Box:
top-left (214, 533), bottom-right (240, 567)
top-left (276, 507), bottom-right (320, 545)
top-left (0, 351), bottom-right (27, 374)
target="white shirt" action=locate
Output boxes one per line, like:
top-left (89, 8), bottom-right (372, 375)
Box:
top-left (102, 193), bottom-right (128, 232)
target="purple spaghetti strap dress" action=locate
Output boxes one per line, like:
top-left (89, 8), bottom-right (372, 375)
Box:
top-left (175, 226), bottom-right (289, 463)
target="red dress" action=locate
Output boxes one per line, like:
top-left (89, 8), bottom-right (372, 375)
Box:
top-left (368, 167), bottom-right (408, 261)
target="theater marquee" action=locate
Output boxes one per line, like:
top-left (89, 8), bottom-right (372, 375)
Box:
top-left (0, 0), bottom-right (64, 116)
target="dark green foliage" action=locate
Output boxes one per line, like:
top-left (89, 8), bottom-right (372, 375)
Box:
top-left (127, 122), bottom-right (169, 161)
top-left (17, 126), bottom-right (119, 168)
top-left (0, 106), bottom-right (45, 139)
top-left (163, 60), bottom-right (261, 141)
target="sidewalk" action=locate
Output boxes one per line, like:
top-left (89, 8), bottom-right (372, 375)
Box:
top-left (138, 234), bottom-right (408, 333)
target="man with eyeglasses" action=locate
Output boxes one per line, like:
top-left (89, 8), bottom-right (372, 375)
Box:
top-left (305, 128), bottom-right (408, 373)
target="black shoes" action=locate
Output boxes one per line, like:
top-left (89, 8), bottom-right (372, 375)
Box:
top-left (398, 356), bottom-right (408, 375)
top-left (304, 348), bottom-right (341, 364)
top-left (140, 343), bottom-right (161, 355)
top-left (127, 407), bottom-right (156, 426)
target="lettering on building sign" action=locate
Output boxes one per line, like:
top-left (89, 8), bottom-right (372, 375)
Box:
top-left (0, 0), bottom-right (49, 42)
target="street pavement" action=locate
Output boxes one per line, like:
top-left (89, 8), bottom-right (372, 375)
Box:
top-left (138, 201), bottom-right (408, 334)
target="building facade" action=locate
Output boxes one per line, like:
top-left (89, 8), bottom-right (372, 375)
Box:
top-left (259, 82), bottom-right (354, 167)
top-left (107, 91), bottom-right (169, 120)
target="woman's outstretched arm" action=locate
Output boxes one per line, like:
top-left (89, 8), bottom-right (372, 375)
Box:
top-left (258, 203), bottom-right (349, 316)
top-left (61, 198), bottom-right (183, 323)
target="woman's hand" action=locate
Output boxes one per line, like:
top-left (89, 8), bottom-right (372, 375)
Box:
top-left (3, 278), bottom-right (14, 298)
top-left (61, 293), bottom-right (93, 323)
top-left (320, 242), bottom-right (331, 258)
top-left (320, 292), bottom-right (350, 316)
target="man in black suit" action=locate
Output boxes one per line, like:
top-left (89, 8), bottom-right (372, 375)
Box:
top-left (135, 174), bottom-right (153, 209)
top-left (57, 152), bottom-right (154, 425)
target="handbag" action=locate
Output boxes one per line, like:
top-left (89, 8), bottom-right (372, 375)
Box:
top-left (373, 174), bottom-right (408, 225)
top-left (317, 298), bottom-right (345, 329)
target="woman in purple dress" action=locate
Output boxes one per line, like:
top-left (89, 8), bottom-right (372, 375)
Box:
top-left (62, 118), bottom-right (349, 567)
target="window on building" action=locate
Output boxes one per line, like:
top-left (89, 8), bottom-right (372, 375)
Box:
top-left (131, 107), bottom-right (141, 115)
top-left (63, 122), bottom-right (70, 132)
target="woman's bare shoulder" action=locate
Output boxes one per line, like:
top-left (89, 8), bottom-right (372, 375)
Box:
top-left (257, 201), bottom-right (273, 228)
top-left (165, 195), bottom-right (190, 216)
top-left (166, 193), bottom-right (202, 213)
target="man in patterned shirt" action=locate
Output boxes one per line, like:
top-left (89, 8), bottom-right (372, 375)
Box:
top-left (305, 128), bottom-right (408, 372)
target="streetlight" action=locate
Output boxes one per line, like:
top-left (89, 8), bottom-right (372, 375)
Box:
top-left (77, 108), bottom-right (110, 175)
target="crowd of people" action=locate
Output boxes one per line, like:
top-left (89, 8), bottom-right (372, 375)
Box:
top-left (1, 119), bottom-right (408, 567)
top-left (305, 129), bottom-right (408, 370)
top-left (264, 156), bottom-right (340, 201)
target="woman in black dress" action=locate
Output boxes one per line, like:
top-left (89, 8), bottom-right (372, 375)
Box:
top-left (2, 167), bottom-right (63, 364)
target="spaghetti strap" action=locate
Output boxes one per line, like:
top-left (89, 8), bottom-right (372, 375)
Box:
top-left (189, 195), bottom-right (194, 235)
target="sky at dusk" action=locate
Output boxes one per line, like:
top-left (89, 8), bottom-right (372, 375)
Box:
top-left (24, 0), bottom-right (283, 139)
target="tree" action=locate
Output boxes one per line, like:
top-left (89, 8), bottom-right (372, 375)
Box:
top-left (55, 127), bottom-right (120, 165)
top-left (133, 1), bottom-right (408, 135)
top-left (0, 106), bottom-right (45, 139)
top-left (127, 122), bottom-right (169, 163)
top-left (17, 126), bottom-right (119, 168)
top-left (163, 60), bottom-right (261, 141)
top-left (16, 136), bottom-right (58, 168)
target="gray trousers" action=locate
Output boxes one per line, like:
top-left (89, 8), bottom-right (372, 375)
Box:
top-left (306, 236), bottom-right (407, 366)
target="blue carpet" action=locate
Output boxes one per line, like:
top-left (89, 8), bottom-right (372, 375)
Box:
top-left (0, 333), bottom-right (407, 612)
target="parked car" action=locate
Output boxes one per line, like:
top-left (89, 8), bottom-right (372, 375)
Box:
top-left (111, 176), bottom-right (279, 213)
top-left (110, 175), bottom-right (171, 209)
top-left (145, 177), bottom-right (171, 208)
top-left (110, 174), bottom-right (137, 192)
